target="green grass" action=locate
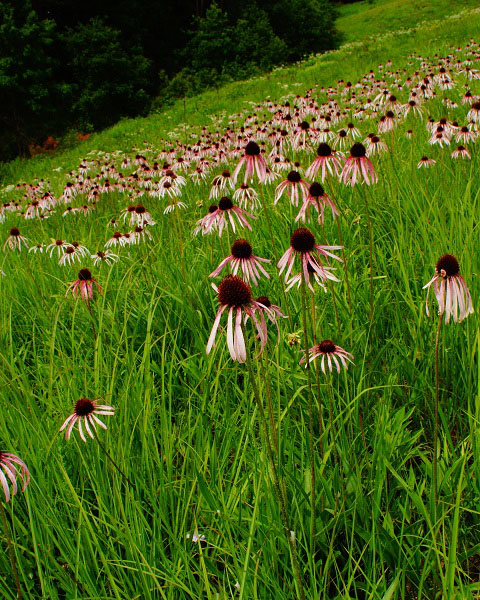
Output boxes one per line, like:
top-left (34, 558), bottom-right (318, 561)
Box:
top-left (0, 3), bottom-right (480, 599)
top-left (336, 0), bottom-right (480, 43)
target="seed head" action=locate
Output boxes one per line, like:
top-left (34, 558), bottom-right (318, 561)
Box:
top-left (436, 254), bottom-right (459, 277)
top-left (217, 275), bottom-right (252, 307)
top-left (290, 228), bottom-right (315, 253)
top-left (78, 268), bottom-right (92, 281)
top-left (231, 239), bottom-right (252, 259)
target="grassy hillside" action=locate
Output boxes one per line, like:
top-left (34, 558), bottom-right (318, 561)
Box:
top-left (2, 3), bottom-right (480, 187)
top-left (336, 0), bottom-right (480, 43)
top-left (1, 2), bottom-right (480, 599)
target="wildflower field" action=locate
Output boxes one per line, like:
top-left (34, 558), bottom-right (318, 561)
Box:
top-left (2, 3), bottom-right (480, 599)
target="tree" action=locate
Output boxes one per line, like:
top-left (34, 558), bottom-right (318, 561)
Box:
top-left (62, 18), bottom-right (151, 130)
top-left (0, 0), bottom-right (64, 159)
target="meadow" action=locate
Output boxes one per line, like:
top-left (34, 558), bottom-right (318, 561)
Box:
top-left (1, 3), bottom-right (480, 600)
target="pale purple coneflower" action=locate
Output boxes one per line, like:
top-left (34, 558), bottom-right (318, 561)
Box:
top-left (467, 102), bottom-right (480, 122)
top-left (340, 143), bottom-right (378, 186)
top-left (451, 146), bottom-right (471, 159)
top-left (306, 143), bottom-right (344, 182)
top-left (299, 339), bottom-right (354, 373)
top-left (4, 228), bottom-right (29, 251)
top-left (28, 243), bottom-right (45, 254)
top-left (209, 170), bottom-right (234, 199)
top-left (210, 197), bottom-right (256, 237)
top-left (278, 227), bottom-right (342, 285)
top-left (91, 250), bottom-right (119, 266)
top-left (233, 183), bottom-right (260, 210)
top-left (164, 200), bottom-right (187, 214)
top-left (209, 239), bottom-right (270, 286)
top-left (66, 268), bottom-right (102, 300)
top-left (455, 126), bottom-right (476, 144)
top-left (274, 171), bottom-right (310, 207)
top-left (365, 135), bottom-right (388, 157)
top-left (295, 182), bottom-right (339, 224)
top-left (59, 398), bottom-right (114, 442)
top-left (423, 254), bottom-right (474, 323)
top-left (417, 156), bottom-right (436, 168)
top-left (193, 204), bottom-right (218, 236)
top-left (46, 239), bottom-right (67, 257)
top-left (206, 275), bottom-right (267, 363)
top-left (232, 141), bottom-right (267, 184)
top-left (59, 245), bottom-right (84, 266)
top-left (131, 226), bottom-right (153, 243)
top-left (248, 295), bottom-right (287, 343)
top-left (0, 452), bottom-right (30, 502)
top-left (105, 232), bottom-right (124, 248)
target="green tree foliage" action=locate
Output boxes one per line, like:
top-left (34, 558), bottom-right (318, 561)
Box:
top-left (0, 0), bottom-right (341, 161)
top-left (179, 2), bottom-right (287, 93)
top-left (263, 0), bottom-right (341, 60)
top-left (62, 18), bottom-right (151, 131)
top-left (0, 0), bottom-right (64, 157)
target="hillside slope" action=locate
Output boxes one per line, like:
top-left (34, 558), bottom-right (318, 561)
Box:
top-left (1, 2), bottom-right (480, 187)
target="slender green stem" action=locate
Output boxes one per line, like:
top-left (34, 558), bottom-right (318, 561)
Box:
top-left (310, 294), bottom-right (324, 459)
top-left (300, 276), bottom-right (316, 548)
top-left (259, 347), bottom-right (278, 455)
top-left (258, 185), bottom-right (290, 318)
top-left (95, 437), bottom-right (135, 488)
top-left (433, 316), bottom-right (443, 511)
top-left (326, 375), bottom-right (338, 467)
top-left (360, 186), bottom-right (374, 321)
top-left (0, 501), bottom-right (23, 600)
top-left (243, 331), bottom-right (305, 600)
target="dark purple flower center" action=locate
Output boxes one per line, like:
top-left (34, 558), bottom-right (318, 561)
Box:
top-left (287, 171), bottom-right (301, 183)
top-left (319, 340), bottom-right (336, 353)
top-left (317, 143), bottom-right (332, 157)
top-left (350, 143), bottom-right (367, 158)
top-left (135, 205), bottom-right (146, 214)
top-left (256, 296), bottom-right (271, 308)
top-left (219, 197), bottom-right (234, 211)
top-left (338, 130), bottom-right (347, 138)
top-left (309, 182), bottom-right (324, 197)
top-left (9, 228), bottom-right (20, 237)
top-left (231, 239), bottom-right (252, 259)
top-left (78, 269), bottom-right (92, 281)
top-left (300, 121), bottom-right (309, 130)
top-left (245, 141), bottom-right (260, 156)
top-left (74, 398), bottom-right (95, 417)
top-left (221, 170), bottom-right (231, 177)
top-left (472, 102), bottom-right (480, 111)
top-left (291, 228), bottom-right (315, 253)
top-left (436, 254), bottom-right (459, 277)
top-left (386, 111), bottom-right (394, 118)
top-left (217, 275), bottom-right (252, 307)
top-left (208, 204), bottom-right (218, 213)
top-left (65, 247), bottom-right (74, 254)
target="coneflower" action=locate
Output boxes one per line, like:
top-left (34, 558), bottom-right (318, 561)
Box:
top-left (232, 141), bottom-right (267, 184)
top-left (206, 275), bottom-right (268, 363)
top-left (209, 239), bottom-right (270, 286)
top-left (340, 143), bottom-right (378, 186)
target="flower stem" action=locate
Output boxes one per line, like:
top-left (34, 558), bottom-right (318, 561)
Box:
top-left (360, 186), bottom-right (374, 321)
top-left (300, 276), bottom-right (316, 549)
top-left (0, 501), bottom-right (23, 600)
top-left (259, 347), bottom-right (278, 455)
top-left (310, 294), bottom-right (324, 459)
top-left (433, 316), bottom-right (443, 512)
top-left (258, 185), bottom-right (290, 319)
top-left (326, 375), bottom-right (339, 467)
top-left (95, 437), bottom-right (135, 488)
top-left (243, 332), bottom-right (305, 600)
